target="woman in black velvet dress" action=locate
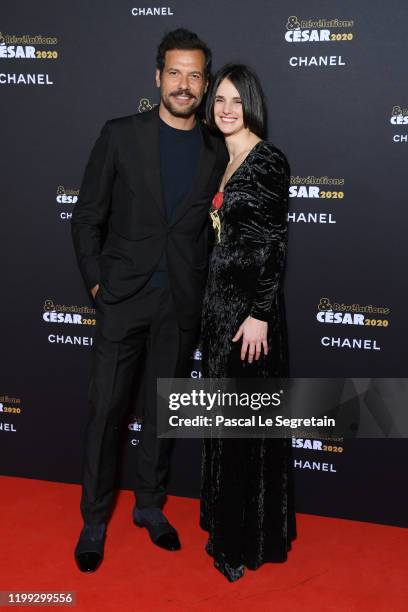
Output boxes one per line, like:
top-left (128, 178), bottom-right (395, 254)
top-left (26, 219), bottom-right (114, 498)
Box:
top-left (200, 64), bottom-right (297, 581)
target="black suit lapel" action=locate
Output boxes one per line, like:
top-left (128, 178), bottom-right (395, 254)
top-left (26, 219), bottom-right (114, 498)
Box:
top-left (131, 107), bottom-right (166, 220)
top-left (170, 124), bottom-right (217, 226)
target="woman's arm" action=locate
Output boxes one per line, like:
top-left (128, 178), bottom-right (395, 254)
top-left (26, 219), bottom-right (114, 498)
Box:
top-left (249, 145), bottom-right (290, 321)
top-left (232, 145), bottom-right (290, 362)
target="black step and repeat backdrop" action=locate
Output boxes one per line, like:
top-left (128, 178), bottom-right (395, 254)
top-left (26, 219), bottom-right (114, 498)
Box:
top-left (1, 1), bottom-right (407, 527)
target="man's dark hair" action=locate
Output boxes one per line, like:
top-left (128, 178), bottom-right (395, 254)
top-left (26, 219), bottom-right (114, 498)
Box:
top-left (205, 64), bottom-right (267, 138)
top-left (156, 28), bottom-right (212, 79)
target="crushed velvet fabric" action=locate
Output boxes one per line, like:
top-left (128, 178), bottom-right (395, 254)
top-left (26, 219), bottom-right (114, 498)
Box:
top-left (200, 141), bottom-right (297, 582)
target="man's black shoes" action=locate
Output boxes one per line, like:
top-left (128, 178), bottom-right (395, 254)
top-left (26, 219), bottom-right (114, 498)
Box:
top-left (74, 509), bottom-right (180, 572)
top-left (74, 524), bottom-right (106, 572)
top-left (133, 507), bottom-right (181, 551)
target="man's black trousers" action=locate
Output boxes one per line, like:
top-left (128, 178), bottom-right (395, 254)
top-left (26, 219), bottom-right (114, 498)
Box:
top-left (80, 287), bottom-right (198, 525)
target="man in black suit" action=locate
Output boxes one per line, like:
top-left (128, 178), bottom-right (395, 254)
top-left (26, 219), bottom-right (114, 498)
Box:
top-left (71, 28), bottom-right (227, 572)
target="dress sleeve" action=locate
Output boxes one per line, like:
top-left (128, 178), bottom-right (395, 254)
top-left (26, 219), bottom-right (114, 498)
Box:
top-left (248, 146), bottom-right (290, 322)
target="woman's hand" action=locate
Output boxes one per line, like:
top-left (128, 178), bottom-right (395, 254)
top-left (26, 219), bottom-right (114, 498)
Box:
top-left (232, 316), bottom-right (268, 363)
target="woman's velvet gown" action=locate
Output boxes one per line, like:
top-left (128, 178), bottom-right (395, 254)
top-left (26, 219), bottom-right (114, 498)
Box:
top-left (200, 141), bottom-right (297, 581)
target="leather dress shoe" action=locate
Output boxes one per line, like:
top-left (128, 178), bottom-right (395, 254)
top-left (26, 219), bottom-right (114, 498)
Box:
top-left (133, 507), bottom-right (181, 551)
top-left (74, 524), bottom-right (106, 572)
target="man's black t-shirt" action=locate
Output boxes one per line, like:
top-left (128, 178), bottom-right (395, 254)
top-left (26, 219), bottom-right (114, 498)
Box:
top-left (150, 118), bottom-right (202, 286)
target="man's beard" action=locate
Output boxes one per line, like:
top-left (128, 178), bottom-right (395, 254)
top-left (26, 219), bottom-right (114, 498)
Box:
top-left (161, 89), bottom-right (201, 118)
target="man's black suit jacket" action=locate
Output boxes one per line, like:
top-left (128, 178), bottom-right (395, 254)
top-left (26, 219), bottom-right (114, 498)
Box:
top-left (72, 106), bottom-right (228, 334)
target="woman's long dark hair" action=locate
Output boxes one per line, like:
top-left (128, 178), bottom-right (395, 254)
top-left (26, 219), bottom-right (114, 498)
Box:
top-left (205, 63), bottom-right (267, 138)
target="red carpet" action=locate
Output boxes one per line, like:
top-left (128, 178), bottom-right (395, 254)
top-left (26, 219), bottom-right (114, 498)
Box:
top-left (0, 476), bottom-right (406, 611)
